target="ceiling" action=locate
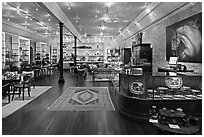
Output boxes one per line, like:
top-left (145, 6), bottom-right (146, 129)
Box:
top-left (56, 2), bottom-right (147, 37)
top-left (2, 2), bottom-right (149, 41)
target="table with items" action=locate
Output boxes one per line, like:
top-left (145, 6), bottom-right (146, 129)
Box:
top-left (149, 107), bottom-right (199, 135)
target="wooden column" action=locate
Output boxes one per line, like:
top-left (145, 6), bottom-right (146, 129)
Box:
top-left (74, 36), bottom-right (77, 66)
top-left (58, 22), bottom-right (65, 83)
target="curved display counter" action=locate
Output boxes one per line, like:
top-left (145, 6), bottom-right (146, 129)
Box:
top-left (111, 72), bottom-right (202, 122)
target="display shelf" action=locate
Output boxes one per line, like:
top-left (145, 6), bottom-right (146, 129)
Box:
top-left (2, 32), bottom-right (6, 67)
top-left (64, 55), bottom-right (104, 57)
top-left (19, 37), bottom-right (30, 64)
top-left (77, 61), bottom-right (104, 63)
top-left (58, 41), bottom-right (105, 63)
top-left (52, 48), bottom-right (58, 63)
top-left (2, 33), bottom-right (31, 67)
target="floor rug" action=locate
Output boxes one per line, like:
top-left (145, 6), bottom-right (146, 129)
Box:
top-left (48, 87), bottom-right (115, 111)
top-left (2, 86), bottom-right (52, 118)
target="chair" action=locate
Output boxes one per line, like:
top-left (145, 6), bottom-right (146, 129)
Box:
top-left (21, 71), bottom-right (35, 89)
top-left (2, 82), bottom-right (11, 103)
top-left (70, 65), bottom-right (78, 74)
top-left (76, 66), bottom-right (87, 81)
top-left (12, 74), bottom-right (34, 101)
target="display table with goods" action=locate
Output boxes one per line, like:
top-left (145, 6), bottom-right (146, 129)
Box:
top-left (115, 72), bottom-right (201, 122)
top-left (149, 107), bottom-right (199, 134)
top-left (92, 67), bottom-right (118, 81)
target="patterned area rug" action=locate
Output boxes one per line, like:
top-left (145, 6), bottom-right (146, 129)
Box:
top-left (48, 87), bottom-right (115, 111)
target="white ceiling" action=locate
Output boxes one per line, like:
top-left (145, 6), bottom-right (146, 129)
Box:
top-left (2, 2), bottom-right (196, 44)
top-left (2, 2), bottom-right (148, 41)
top-left (57, 2), bottom-right (147, 37)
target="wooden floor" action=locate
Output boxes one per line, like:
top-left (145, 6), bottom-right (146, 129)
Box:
top-left (1, 69), bottom-right (200, 135)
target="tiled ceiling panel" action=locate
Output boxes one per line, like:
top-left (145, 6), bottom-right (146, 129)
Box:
top-left (3, 2), bottom-right (148, 39)
top-left (57, 2), bottom-right (148, 37)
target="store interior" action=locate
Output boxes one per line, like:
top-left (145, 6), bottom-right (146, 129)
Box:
top-left (2, 2), bottom-right (202, 135)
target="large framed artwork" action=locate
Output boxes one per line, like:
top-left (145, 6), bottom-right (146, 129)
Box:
top-left (166, 12), bottom-right (202, 63)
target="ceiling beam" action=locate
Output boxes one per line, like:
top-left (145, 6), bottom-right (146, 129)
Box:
top-left (38, 2), bottom-right (82, 41)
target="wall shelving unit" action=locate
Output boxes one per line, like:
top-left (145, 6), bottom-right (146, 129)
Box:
top-left (59, 42), bottom-right (105, 63)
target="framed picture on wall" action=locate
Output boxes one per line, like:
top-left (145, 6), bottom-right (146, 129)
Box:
top-left (166, 12), bottom-right (202, 63)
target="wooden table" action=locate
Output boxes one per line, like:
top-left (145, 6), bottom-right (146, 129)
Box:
top-left (153, 122), bottom-right (199, 135)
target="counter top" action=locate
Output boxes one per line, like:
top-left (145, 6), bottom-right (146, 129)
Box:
top-left (158, 67), bottom-right (194, 72)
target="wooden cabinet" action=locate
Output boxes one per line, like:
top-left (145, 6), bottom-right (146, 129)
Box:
top-left (131, 43), bottom-right (152, 72)
top-left (121, 48), bottom-right (131, 64)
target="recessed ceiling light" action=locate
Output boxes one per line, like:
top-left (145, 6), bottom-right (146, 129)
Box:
top-left (7, 18), bottom-right (10, 21)
top-left (3, 2), bottom-right (7, 5)
top-left (36, 8), bottom-right (38, 11)
top-left (76, 20), bottom-right (78, 23)
top-left (113, 20), bottom-right (118, 23)
top-left (95, 15), bottom-right (98, 18)
top-left (17, 5), bottom-right (20, 11)
top-left (48, 18), bottom-right (51, 21)
top-left (106, 2), bottom-right (112, 7)
top-left (101, 26), bottom-right (106, 31)
top-left (103, 16), bottom-right (109, 22)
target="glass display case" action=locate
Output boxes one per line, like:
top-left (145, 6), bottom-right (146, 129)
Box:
top-left (119, 72), bottom-right (202, 101)
top-left (116, 71), bottom-right (201, 121)
top-left (149, 73), bottom-right (201, 100)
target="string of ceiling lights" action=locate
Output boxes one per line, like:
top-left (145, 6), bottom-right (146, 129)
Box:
top-left (3, 2), bottom-right (69, 38)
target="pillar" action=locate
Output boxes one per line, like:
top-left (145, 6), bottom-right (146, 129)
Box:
top-left (74, 36), bottom-right (77, 66)
top-left (58, 22), bottom-right (65, 83)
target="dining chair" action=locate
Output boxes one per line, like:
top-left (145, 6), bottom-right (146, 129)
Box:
top-left (2, 82), bottom-right (11, 103)
top-left (76, 66), bottom-right (87, 81)
top-left (12, 74), bottom-right (33, 101)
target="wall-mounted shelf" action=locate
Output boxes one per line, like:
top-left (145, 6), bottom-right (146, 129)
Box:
top-left (59, 42), bottom-right (105, 63)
